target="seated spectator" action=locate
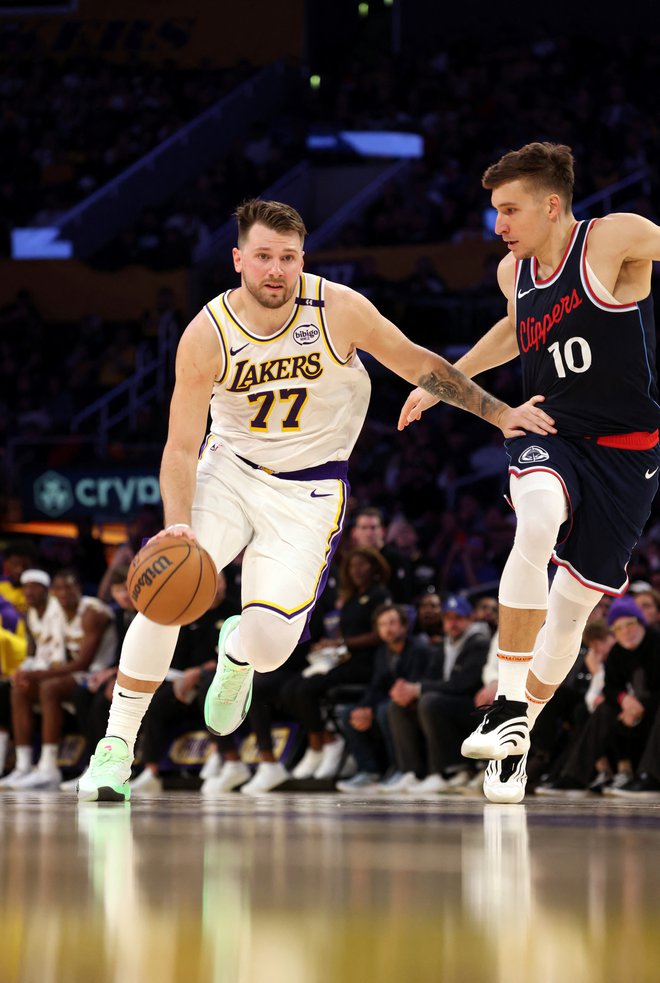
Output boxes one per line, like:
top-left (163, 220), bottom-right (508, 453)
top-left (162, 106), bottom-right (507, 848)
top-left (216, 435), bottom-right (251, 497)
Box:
top-left (220, 642), bottom-right (310, 796)
top-left (60, 566), bottom-right (138, 790)
top-left (282, 547), bottom-right (392, 781)
top-left (0, 587), bottom-right (29, 776)
top-left (0, 570), bottom-right (116, 790)
top-left (472, 596), bottom-right (499, 636)
top-left (414, 591), bottom-right (444, 645)
top-left (0, 593), bottom-right (27, 678)
top-left (336, 604), bottom-right (433, 793)
top-left (531, 619), bottom-right (614, 792)
top-left (351, 507), bottom-right (414, 603)
top-left (629, 585), bottom-right (660, 629)
top-left (97, 507), bottom-right (162, 603)
top-left (536, 597), bottom-right (660, 795)
top-left (608, 702), bottom-right (660, 796)
top-left (386, 594), bottom-right (490, 794)
top-left (0, 543), bottom-right (32, 615)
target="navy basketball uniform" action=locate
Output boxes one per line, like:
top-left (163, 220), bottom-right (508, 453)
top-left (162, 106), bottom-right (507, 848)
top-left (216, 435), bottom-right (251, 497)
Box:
top-left (507, 219), bottom-right (660, 594)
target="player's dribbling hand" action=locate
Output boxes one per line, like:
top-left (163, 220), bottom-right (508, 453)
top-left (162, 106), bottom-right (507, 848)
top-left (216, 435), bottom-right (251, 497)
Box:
top-left (497, 395), bottom-right (557, 438)
top-left (397, 387), bottom-right (440, 430)
top-left (148, 523), bottom-right (198, 546)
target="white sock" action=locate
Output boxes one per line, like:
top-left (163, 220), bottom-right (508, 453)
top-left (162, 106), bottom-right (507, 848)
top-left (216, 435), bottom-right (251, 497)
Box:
top-left (496, 651), bottom-right (533, 702)
top-left (106, 684), bottom-right (154, 757)
top-left (0, 731), bottom-right (9, 772)
top-left (525, 689), bottom-right (552, 731)
top-left (225, 628), bottom-right (249, 666)
top-left (39, 744), bottom-right (59, 771)
top-left (15, 745), bottom-right (32, 773)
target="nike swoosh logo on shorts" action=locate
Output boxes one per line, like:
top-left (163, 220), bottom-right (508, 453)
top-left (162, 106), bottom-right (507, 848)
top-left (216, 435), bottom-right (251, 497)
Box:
top-left (118, 693), bottom-right (142, 699)
top-left (518, 287), bottom-right (535, 299)
top-left (645, 467), bottom-right (659, 479)
top-left (230, 343), bottom-right (250, 356)
top-left (311, 489), bottom-right (332, 498)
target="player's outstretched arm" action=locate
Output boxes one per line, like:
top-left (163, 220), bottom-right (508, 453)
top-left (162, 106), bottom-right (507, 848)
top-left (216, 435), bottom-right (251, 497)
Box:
top-left (157, 311), bottom-right (223, 542)
top-left (328, 284), bottom-right (554, 438)
top-left (397, 314), bottom-right (519, 429)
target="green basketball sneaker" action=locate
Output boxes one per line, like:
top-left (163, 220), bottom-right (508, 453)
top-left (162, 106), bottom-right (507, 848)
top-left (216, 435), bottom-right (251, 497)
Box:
top-left (78, 737), bottom-right (132, 802)
top-left (204, 615), bottom-right (254, 736)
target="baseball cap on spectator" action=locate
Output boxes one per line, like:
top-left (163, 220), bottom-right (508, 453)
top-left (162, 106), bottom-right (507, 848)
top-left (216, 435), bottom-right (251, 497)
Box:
top-left (442, 595), bottom-right (472, 617)
top-left (20, 569), bottom-right (51, 588)
top-left (606, 596), bottom-right (646, 627)
top-left (629, 580), bottom-right (652, 594)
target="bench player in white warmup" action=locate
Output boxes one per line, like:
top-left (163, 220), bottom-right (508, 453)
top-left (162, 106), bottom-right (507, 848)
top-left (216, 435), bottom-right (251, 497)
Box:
top-left (79, 199), bottom-right (554, 802)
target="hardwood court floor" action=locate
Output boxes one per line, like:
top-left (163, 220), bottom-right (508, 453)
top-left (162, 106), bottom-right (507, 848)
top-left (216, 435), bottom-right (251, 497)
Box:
top-left (1, 790), bottom-right (659, 983)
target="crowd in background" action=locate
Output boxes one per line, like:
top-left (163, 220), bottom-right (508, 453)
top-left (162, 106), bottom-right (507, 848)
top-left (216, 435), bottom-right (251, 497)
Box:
top-left (1, 18), bottom-right (660, 800)
top-left (2, 503), bottom-right (660, 799)
top-left (0, 26), bottom-right (256, 232)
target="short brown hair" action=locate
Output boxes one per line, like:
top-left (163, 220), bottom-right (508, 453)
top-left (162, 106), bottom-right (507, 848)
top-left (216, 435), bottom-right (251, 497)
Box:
top-left (372, 602), bottom-right (407, 629)
top-left (234, 198), bottom-right (307, 246)
top-left (582, 619), bottom-right (611, 645)
top-left (482, 142), bottom-right (575, 209)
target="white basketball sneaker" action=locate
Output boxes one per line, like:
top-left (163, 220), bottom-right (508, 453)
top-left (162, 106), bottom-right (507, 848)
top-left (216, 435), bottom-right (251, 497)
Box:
top-left (461, 696), bottom-right (530, 760)
top-left (483, 753), bottom-right (528, 804)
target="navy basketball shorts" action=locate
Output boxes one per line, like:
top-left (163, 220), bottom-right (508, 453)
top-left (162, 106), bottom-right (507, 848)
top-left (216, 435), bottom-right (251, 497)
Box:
top-left (505, 434), bottom-right (660, 595)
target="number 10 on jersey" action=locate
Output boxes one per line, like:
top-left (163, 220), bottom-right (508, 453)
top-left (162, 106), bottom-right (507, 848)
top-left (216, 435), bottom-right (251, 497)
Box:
top-left (548, 337), bottom-right (592, 378)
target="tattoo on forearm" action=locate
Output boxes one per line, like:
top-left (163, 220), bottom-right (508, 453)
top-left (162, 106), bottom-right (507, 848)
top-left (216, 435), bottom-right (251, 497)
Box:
top-left (418, 367), bottom-right (504, 423)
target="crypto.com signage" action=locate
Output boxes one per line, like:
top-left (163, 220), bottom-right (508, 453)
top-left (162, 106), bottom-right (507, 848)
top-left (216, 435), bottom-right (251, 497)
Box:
top-left (26, 468), bottom-right (161, 519)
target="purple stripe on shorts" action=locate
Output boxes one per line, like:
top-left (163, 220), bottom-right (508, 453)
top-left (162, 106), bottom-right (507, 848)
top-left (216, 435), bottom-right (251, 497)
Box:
top-left (298, 477), bottom-right (349, 643)
top-left (236, 453), bottom-right (348, 483)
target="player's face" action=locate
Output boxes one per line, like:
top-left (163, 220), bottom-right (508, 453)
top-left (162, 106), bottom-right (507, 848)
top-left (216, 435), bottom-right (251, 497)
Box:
top-left (233, 223), bottom-right (304, 310)
top-left (491, 181), bottom-right (553, 258)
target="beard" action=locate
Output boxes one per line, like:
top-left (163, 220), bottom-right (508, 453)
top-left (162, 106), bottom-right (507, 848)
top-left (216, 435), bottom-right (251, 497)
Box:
top-left (243, 274), bottom-right (297, 309)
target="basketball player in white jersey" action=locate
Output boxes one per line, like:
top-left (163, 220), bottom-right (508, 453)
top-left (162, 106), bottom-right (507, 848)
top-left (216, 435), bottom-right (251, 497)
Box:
top-left (79, 198), bottom-right (555, 802)
top-left (399, 142), bottom-right (660, 803)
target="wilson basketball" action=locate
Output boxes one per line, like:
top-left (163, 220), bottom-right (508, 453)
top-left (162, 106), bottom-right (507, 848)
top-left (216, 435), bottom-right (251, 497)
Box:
top-left (127, 534), bottom-right (217, 626)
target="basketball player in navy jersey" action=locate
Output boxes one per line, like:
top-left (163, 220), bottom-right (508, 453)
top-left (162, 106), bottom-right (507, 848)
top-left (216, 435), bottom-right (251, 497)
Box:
top-left (78, 198), bottom-right (553, 801)
top-left (400, 142), bottom-right (660, 802)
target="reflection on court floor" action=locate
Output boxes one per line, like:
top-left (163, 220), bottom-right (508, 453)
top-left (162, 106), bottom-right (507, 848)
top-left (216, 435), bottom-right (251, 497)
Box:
top-left (0, 792), bottom-right (659, 983)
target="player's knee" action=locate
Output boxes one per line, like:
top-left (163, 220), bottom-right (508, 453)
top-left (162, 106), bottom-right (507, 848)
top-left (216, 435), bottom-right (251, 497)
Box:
top-left (514, 509), bottom-right (560, 562)
top-left (237, 612), bottom-right (298, 673)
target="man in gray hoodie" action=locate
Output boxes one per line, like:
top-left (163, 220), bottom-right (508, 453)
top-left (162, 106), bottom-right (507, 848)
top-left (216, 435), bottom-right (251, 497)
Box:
top-left (386, 595), bottom-right (490, 793)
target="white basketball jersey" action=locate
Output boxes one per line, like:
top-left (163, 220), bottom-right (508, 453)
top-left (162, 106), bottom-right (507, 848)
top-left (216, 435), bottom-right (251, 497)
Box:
top-left (26, 594), bottom-right (66, 669)
top-left (65, 596), bottom-right (117, 672)
top-left (203, 273), bottom-right (371, 472)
